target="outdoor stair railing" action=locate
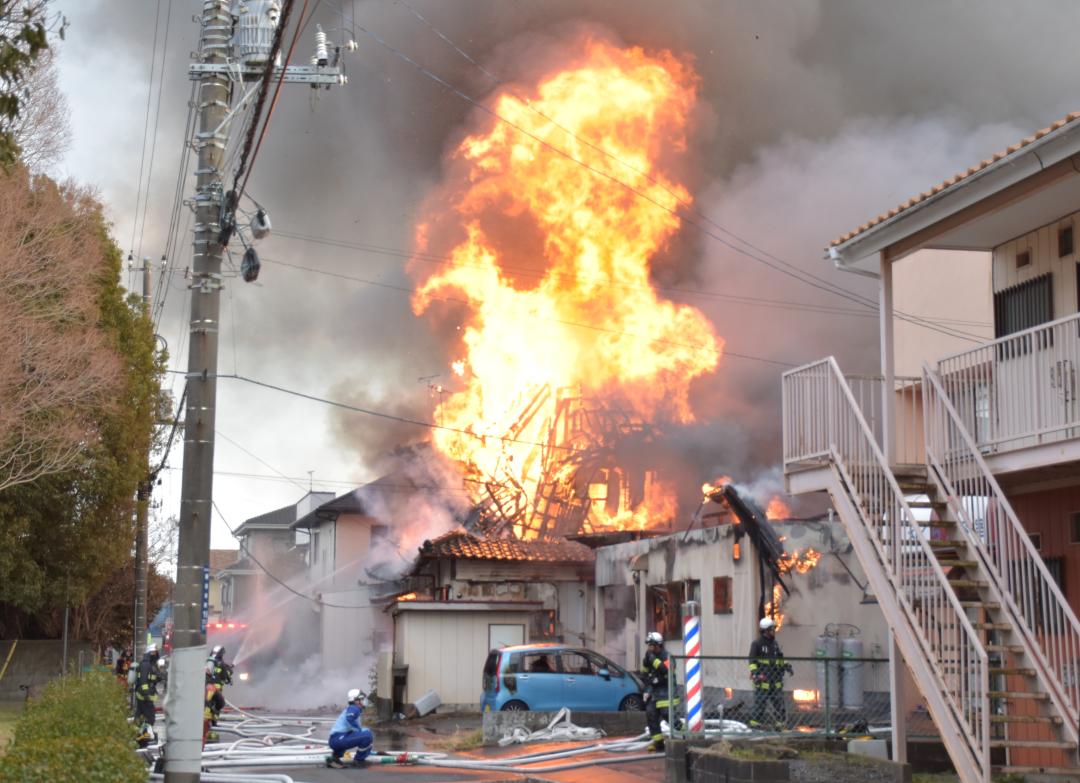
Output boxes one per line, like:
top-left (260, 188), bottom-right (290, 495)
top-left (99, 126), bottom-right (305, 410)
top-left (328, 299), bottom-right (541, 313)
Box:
top-left (783, 357), bottom-right (990, 783)
top-left (924, 362), bottom-right (1080, 737)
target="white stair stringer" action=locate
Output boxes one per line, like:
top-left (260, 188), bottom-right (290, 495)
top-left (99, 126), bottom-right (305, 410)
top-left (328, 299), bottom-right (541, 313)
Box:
top-left (826, 455), bottom-right (989, 783)
top-left (923, 365), bottom-right (1080, 753)
top-left (783, 358), bottom-right (991, 783)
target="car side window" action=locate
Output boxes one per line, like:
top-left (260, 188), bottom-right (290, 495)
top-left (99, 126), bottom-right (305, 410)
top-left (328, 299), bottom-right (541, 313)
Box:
top-left (586, 652), bottom-right (623, 676)
top-left (505, 653), bottom-right (522, 674)
top-left (560, 652), bottom-right (595, 675)
top-left (521, 653), bottom-right (554, 673)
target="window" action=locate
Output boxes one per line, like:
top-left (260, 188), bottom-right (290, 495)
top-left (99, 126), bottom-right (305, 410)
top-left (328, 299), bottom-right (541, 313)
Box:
top-left (714, 576), bottom-right (733, 614)
top-left (686, 579), bottom-right (701, 605)
top-left (530, 609), bottom-right (557, 640)
top-left (1045, 557), bottom-right (1066, 593)
top-left (583, 651), bottom-right (622, 677)
top-left (1030, 532), bottom-right (1042, 551)
top-left (1016, 250), bottom-right (1031, 269)
top-left (993, 272), bottom-right (1053, 342)
top-left (518, 653), bottom-right (556, 674)
top-left (1070, 512), bottom-right (1080, 544)
top-left (1060, 226), bottom-right (1074, 258)
top-left (649, 583), bottom-right (685, 641)
top-left (559, 651), bottom-right (595, 675)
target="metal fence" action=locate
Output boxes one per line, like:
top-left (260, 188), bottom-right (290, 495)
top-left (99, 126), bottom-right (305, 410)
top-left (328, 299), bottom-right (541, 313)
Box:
top-left (666, 654), bottom-right (891, 738)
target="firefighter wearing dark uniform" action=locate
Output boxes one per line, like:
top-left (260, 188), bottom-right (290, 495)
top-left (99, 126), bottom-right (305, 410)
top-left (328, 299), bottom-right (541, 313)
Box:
top-left (134, 644), bottom-right (162, 747)
top-left (748, 616), bottom-right (791, 730)
top-left (205, 645), bottom-right (233, 728)
top-left (641, 631), bottom-right (678, 752)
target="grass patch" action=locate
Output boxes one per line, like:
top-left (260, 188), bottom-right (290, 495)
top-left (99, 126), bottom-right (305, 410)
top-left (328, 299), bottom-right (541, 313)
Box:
top-left (0, 701), bottom-right (23, 757)
top-left (428, 728), bottom-right (484, 752)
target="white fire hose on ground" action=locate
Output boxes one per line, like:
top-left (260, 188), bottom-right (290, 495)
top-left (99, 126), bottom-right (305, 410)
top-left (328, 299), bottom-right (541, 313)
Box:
top-left (153, 703), bottom-right (663, 776)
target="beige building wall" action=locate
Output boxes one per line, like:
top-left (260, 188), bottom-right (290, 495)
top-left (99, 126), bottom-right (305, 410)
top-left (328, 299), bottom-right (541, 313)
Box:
top-left (393, 606), bottom-right (533, 708)
top-left (892, 249), bottom-right (994, 376)
top-left (993, 214), bottom-right (1080, 314)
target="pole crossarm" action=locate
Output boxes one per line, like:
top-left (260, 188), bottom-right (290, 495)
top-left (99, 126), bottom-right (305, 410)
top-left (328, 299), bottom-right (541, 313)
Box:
top-left (187, 63), bottom-right (346, 84)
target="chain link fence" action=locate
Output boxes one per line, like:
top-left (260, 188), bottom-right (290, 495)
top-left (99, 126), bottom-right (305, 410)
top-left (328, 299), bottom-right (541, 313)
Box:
top-left (667, 655), bottom-right (892, 737)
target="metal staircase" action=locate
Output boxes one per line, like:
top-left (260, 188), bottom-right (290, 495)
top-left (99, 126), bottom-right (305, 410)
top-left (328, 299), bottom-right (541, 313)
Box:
top-left (783, 357), bottom-right (1080, 782)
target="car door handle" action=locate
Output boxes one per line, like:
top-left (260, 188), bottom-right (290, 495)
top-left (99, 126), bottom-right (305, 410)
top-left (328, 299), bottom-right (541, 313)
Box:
top-left (565, 677), bottom-right (575, 683)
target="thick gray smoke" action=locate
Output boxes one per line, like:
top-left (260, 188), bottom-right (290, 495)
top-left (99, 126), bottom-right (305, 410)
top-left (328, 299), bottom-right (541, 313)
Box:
top-left (56, 1), bottom-right (1078, 531)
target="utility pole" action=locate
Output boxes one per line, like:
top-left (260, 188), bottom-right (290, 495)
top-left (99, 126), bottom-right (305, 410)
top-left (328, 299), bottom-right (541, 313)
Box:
top-left (165, 4), bottom-right (349, 779)
top-left (133, 259), bottom-right (153, 661)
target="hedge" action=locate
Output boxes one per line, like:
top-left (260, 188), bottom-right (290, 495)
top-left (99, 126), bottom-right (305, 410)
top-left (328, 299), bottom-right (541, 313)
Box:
top-left (0, 671), bottom-right (145, 782)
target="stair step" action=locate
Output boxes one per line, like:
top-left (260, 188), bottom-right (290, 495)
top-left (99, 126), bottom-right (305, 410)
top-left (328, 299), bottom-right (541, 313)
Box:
top-left (987, 690), bottom-right (1050, 700)
top-left (985, 644), bottom-right (1025, 654)
top-left (990, 713), bottom-right (1062, 725)
top-left (991, 739), bottom-right (1077, 750)
top-left (995, 767), bottom-right (1080, 777)
top-left (918, 519), bottom-right (957, 528)
top-left (907, 500), bottom-right (948, 509)
top-left (947, 578), bottom-right (987, 588)
top-left (977, 623), bottom-right (1015, 632)
top-left (960, 600), bottom-right (1001, 610)
top-left (937, 559), bottom-right (979, 568)
top-left (990, 666), bottom-right (1036, 676)
top-left (927, 538), bottom-right (966, 548)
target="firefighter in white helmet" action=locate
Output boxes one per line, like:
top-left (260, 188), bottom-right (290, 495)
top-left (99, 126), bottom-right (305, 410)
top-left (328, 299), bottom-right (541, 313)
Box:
top-left (325, 688), bottom-right (373, 768)
top-left (748, 616), bottom-right (792, 730)
top-left (640, 631), bottom-right (678, 752)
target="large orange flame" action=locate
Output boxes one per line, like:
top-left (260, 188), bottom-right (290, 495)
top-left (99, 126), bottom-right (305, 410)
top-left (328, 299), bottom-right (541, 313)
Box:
top-left (411, 39), bottom-right (721, 537)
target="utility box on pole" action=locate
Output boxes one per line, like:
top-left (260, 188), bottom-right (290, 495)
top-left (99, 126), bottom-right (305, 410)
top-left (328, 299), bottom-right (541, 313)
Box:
top-left (163, 3), bottom-right (349, 779)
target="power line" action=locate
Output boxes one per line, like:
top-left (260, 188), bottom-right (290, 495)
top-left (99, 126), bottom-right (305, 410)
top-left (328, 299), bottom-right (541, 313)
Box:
top-left (129, 0), bottom-right (164, 256)
top-left (271, 227), bottom-right (992, 327)
top-left (258, 254), bottom-right (793, 366)
top-left (352, 22), bottom-right (986, 344)
top-left (212, 500), bottom-right (380, 609)
top-left (216, 428), bottom-right (307, 492)
top-left (136, 0), bottom-right (175, 259)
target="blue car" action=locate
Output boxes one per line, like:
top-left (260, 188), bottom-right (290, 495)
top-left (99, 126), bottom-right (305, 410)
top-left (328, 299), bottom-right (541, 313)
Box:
top-left (481, 643), bottom-right (645, 712)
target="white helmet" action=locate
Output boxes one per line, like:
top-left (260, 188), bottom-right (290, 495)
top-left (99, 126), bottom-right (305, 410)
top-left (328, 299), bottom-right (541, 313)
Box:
top-left (146, 643), bottom-right (158, 655)
top-left (212, 645), bottom-right (225, 658)
top-left (645, 631), bottom-right (663, 645)
top-left (347, 688), bottom-right (362, 703)
top-left (759, 617), bottom-right (776, 631)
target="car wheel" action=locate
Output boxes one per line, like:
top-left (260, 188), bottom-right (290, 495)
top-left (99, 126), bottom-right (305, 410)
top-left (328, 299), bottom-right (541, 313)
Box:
top-left (619, 694), bottom-right (645, 711)
top-left (501, 700), bottom-right (528, 712)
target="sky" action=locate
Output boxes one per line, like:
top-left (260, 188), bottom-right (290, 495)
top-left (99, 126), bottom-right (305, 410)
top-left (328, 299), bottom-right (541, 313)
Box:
top-left (49, 0), bottom-right (1080, 554)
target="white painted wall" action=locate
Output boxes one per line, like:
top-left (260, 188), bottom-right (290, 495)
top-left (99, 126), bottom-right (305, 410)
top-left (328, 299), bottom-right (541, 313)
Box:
top-left (393, 607), bottom-right (533, 708)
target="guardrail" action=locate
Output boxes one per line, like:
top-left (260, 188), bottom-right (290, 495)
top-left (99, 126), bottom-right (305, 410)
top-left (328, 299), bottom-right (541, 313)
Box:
top-left (924, 363), bottom-right (1080, 733)
top-left (936, 310), bottom-right (1080, 454)
top-left (666, 654), bottom-right (890, 738)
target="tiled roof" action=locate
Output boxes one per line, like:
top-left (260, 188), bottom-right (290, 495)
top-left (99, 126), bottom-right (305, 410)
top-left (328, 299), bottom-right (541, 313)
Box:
top-left (209, 549), bottom-right (238, 574)
top-left (420, 530), bottom-right (595, 564)
top-left (830, 111), bottom-right (1080, 248)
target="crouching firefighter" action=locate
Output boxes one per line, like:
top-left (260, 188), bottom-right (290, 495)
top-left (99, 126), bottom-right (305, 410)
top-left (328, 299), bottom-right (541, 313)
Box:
top-left (133, 644), bottom-right (162, 748)
top-left (641, 631), bottom-right (679, 752)
top-left (748, 616), bottom-right (792, 730)
top-left (326, 688), bottom-right (374, 768)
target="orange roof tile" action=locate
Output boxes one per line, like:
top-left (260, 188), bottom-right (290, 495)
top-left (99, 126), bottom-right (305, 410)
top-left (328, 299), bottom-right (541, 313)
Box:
top-left (830, 111), bottom-right (1080, 248)
top-left (421, 530), bottom-right (595, 564)
top-left (209, 548), bottom-right (238, 574)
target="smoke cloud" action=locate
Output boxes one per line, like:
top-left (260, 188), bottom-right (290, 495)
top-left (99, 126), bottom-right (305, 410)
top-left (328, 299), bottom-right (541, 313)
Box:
top-left (54, 1), bottom-right (1079, 539)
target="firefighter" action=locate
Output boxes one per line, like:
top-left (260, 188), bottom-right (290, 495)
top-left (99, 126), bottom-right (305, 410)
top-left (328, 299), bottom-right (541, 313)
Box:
top-left (325, 688), bottom-right (374, 768)
top-left (203, 672), bottom-right (221, 745)
top-left (204, 645), bottom-right (232, 727)
top-left (748, 616), bottom-right (792, 730)
top-left (641, 630), bottom-right (678, 752)
top-left (133, 644), bottom-right (162, 747)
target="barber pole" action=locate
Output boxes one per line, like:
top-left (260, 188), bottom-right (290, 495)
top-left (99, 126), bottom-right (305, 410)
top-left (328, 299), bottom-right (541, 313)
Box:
top-left (683, 601), bottom-right (703, 733)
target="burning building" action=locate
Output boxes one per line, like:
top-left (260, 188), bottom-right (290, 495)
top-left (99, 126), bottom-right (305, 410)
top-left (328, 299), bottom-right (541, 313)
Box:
top-left (408, 37), bottom-right (723, 541)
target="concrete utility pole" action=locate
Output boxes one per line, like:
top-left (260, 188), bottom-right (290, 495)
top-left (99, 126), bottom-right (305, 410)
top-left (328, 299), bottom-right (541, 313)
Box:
top-left (165, 4), bottom-right (348, 779)
top-left (134, 260), bottom-right (153, 660)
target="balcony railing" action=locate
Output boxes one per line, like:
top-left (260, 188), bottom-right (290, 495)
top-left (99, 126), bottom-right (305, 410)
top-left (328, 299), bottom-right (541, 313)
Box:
top-left (937, 310), bottom-right (1080, 455)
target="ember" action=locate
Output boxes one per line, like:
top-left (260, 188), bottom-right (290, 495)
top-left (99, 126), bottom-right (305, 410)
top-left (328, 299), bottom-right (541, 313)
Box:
top-left (396, 592), bottom-right (418, 602)
top-left (411, 39), bottom-right (721, 539)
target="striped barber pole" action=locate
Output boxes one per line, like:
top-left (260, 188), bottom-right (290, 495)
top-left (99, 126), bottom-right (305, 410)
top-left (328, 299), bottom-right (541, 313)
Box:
top-left (683, 604), bottom-right (703, 733)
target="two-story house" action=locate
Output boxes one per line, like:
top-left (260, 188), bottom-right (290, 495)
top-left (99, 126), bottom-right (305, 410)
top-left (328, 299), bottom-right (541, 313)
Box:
top-left (784, 112), bottom-right (1080, 782)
